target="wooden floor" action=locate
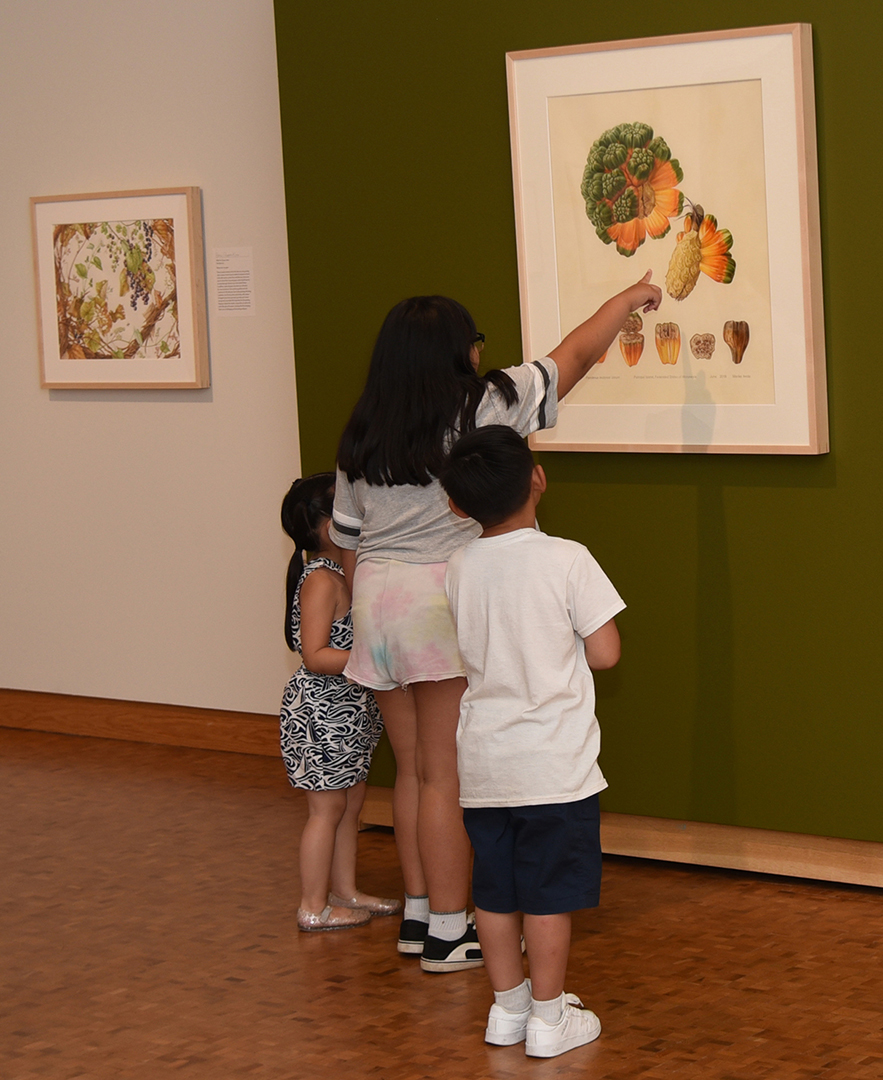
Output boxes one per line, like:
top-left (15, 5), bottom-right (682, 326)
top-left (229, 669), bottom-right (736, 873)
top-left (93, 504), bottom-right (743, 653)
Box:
top-left (2, 728), bottom-right (882, 1080)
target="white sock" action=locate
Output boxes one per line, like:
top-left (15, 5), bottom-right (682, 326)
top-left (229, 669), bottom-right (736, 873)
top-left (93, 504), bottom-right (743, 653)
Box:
top-left (403, 893), bottom-right (429, 923)
top-left (494, 980), bottom-right (531, 1013)
top-left (531, 993), bottom-right (565, 1025)
top-left (428, 908), bottom-right (467, 941)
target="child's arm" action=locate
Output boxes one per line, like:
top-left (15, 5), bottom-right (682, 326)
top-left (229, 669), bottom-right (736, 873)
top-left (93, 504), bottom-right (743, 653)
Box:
top-left (299, 569), bottom-right (350, 675)
top-left (583, 617), bottom-right (621, 671)
top-left (549, 271), bottom-right (662, 399)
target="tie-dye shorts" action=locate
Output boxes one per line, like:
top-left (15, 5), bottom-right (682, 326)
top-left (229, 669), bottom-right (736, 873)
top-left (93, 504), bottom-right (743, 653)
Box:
top-left (344, 559), bottom-right (465, 690)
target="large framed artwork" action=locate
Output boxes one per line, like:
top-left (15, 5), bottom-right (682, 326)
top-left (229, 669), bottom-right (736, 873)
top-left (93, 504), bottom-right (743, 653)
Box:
top-left (507, 24), bottom-right (827, 454)
top-left (31, 187), bottom-right (209, 389)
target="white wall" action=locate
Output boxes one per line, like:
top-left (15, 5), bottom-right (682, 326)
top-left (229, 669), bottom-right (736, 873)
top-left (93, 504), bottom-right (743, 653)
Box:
top-left (0, 0), bottom-right (301, 714)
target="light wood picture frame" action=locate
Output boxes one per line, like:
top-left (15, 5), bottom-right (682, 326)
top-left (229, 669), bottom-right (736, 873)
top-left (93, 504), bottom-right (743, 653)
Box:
top-left (31, 187), bottom-right (209, 389)
top-left (507, 24), bottom-right (828, 454)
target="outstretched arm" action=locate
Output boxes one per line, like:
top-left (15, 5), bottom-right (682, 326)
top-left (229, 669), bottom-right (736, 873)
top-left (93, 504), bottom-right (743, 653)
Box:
top-left (549, 271), bottom-right (662, 399)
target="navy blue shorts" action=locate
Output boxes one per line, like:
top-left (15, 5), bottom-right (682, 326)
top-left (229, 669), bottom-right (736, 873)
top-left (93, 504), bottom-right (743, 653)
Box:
top-left (464, 794), bottom-right (602, 916)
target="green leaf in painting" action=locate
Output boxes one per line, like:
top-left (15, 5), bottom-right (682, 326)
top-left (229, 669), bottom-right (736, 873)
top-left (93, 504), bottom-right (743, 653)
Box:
top-left (75, 263), bottom-right (88, 279)
top-left (134, 328), bottom-right (144, 346)
top-left (125, 246), bottom-right (143, 274)
top-left (93, 256), bottom-right (103, 270)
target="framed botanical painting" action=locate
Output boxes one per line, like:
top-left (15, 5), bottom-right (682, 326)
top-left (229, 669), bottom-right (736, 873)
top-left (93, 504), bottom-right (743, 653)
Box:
top-left (31, 187), bottom-right (209, 389)
top-left (507, 24), bottom-right (828, 453)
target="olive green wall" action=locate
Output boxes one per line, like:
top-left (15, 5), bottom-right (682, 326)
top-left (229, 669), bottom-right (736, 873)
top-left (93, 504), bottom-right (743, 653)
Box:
top-left (274, 1), bottom-right (883, 842)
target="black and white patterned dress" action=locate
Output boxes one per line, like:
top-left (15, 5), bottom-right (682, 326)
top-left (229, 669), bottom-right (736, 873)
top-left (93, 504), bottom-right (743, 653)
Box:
top-left (280, 557), bottom-right (383, 791)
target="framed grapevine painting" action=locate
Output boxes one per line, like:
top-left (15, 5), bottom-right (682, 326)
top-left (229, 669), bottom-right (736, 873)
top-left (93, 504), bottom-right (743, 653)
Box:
top-left (31, 187), bottom-right (209, 389)
top-left (507, 24), bottom-right (828, 453)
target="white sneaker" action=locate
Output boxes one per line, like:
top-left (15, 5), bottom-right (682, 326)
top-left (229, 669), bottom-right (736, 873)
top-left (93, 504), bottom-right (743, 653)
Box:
top-left (485, 1001), bottom-right (532, 1045)
top-left (525, 994), bottom-right (601, 1058)
top-left (485, 979), bottom-right (533, 1046)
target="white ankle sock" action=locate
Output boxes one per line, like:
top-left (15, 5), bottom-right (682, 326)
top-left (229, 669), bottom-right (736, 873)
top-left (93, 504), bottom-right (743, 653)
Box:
top-left (494, 980), bottom-right (531, 1013)
top-left (531, 993), bottom-right (565, 1025)
top-left (403, 893), bottom-right (429, 923)
top-left (428, 908), bottom-right (467, 941)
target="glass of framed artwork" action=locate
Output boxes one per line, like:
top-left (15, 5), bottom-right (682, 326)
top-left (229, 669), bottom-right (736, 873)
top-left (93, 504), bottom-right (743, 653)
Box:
top-left (31, 187), bottom-right (209, 389)
top-left (507, 24), bottom-right (827, 453)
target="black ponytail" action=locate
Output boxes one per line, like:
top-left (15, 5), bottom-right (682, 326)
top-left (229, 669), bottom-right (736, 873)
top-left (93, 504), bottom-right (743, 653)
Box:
top-left (280, 473), bottom-right (335, 651)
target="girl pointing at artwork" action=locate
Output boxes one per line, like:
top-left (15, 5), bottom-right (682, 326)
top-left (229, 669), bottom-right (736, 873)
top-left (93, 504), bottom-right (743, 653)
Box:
top-left (329, 272), bottom-right (660, 969)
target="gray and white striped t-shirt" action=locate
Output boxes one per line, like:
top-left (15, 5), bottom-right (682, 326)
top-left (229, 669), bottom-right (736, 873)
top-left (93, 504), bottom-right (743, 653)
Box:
top-left (331, 358), bottom-right (557, 565)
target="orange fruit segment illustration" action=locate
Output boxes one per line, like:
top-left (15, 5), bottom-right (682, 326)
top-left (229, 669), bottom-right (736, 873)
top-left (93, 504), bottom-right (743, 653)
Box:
top-left (655, 322), bottom-right (681, 365)
top-left (618, 312), bottom-right (644, 367)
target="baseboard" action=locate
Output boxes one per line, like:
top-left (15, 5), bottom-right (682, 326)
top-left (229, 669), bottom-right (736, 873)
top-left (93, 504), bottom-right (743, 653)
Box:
top-left (0, 688), bottom-right (280, 757)
top-left (4, 689), bottom-right (881, 888)
top-left (599, 812), bottom-right (883, 889)
top-left (357, 786), bottom-right (883, 889)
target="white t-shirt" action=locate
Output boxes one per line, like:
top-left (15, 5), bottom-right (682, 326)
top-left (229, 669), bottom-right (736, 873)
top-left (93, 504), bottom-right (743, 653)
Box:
top-left (445, 528), bottom-right (626, 808)
top-left (330, 359), bottom-right (557, 565)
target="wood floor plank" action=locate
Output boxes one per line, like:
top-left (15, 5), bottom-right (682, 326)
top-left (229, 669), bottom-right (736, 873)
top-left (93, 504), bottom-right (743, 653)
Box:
top-left (2, 727), bottom-right (881, 1079)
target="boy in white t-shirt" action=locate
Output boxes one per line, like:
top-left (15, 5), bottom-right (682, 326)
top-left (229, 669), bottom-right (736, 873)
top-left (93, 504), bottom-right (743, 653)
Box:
top-left (438, 425), bottom-right (625, 1059)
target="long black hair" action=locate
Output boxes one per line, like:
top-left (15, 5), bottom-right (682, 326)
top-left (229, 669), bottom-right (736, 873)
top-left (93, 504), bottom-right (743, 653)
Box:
top-left (337, 296), bottom-right (518, 486)
top-left (280, 473), bottom-right (335, 651)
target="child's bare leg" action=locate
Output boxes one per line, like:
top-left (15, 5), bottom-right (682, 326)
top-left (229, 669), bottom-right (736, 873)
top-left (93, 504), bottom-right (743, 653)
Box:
top-left (299, 789), bottom-right (347, 912)
top-left (478, 907), bottom-right (533, 1045)
top-left (412, 676), bottom-right (470, 911)
top-left (326, 782), bottom-right (402, 913)
top-left (475, 908), bottom-right (525, 990)
top-left (522, 911), bottom-right (600, 1057)
top-left (328, 781), bottom-right (366, 898)
top-left (374, 687), bottom-right (427, 897)
top-left (522, 912), bottom-right (572, 1001)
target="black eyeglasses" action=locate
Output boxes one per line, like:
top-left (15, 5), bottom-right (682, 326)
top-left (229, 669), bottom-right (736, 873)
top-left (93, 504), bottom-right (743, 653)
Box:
top-left (473, 332), bottom-right (485, 353)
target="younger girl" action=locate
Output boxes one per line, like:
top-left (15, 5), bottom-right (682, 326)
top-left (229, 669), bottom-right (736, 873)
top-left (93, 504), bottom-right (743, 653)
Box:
top-left (280, 473), bottom-right (401, 931)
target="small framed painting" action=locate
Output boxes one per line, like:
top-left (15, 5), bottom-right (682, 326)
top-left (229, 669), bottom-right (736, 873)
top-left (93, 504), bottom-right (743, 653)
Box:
top-left (31, 187), bottom-right (209, 389)
top-left (507, 24), bottom-right (827, 453)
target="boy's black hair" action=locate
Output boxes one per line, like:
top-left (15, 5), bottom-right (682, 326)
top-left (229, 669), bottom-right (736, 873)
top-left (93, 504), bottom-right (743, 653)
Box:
top-left (280, 473), bottom-right (335, 651)
top-left (438, 425), bottom-right (535, 528)
top-left (337, 295), bottom-right (518, 487)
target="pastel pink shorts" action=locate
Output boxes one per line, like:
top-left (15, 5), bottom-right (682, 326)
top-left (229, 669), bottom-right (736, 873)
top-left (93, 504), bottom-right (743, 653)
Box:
top-left (344, 559), bottom-right (465, 691)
